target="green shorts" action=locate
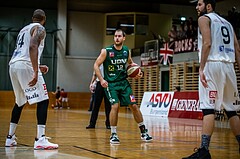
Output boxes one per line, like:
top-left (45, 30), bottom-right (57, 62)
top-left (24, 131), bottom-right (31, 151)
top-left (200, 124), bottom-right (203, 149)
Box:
top-left (105, 79), bottom-right (137, 106)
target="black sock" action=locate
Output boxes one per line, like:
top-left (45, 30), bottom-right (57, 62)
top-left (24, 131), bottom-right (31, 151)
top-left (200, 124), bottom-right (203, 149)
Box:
top-left (139, 125), bottom-right (146, 133)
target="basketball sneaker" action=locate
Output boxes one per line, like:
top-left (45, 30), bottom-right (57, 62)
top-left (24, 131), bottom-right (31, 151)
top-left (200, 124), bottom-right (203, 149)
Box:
top-left (110, 133), bottom-right (120, 144)
top-left (141, 129), bottom-right (153, 142)
top-left (5, 134), bottom-right (17, 147)
top-left (34, 135), bottom-right (58, 150)
top-left (182, 147), bottom-right (211, 159)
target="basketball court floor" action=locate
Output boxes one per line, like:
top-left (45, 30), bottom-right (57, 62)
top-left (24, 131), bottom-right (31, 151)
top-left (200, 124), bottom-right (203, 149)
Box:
top-left (0, 106), bottom-right (239, 159)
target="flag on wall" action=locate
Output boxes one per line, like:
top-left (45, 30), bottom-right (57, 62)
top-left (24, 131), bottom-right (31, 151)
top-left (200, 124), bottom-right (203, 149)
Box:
top-left (159, 43), bottom-right (174, 65)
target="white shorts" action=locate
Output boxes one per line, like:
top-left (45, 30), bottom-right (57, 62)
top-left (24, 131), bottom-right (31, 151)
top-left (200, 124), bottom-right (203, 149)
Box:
top-left (62, 98), bottom-right (68, 102)
top-left (199, 62), bottom-right (239, 111)
top-left (9, 61), bottom-right (49, 106)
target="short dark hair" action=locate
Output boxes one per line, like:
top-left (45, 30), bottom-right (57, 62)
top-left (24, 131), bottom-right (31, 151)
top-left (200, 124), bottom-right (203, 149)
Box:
top-left (203, 0), bottom-right (216, 10)
top-left (32, 9), bottom-right (46, 22)
top-left (114, 29), bottom-right (126, 37)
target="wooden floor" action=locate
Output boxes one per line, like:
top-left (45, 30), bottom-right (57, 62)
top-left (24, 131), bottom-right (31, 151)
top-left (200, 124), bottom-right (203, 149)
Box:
top-left (0, 106), bottom-right (239, 159)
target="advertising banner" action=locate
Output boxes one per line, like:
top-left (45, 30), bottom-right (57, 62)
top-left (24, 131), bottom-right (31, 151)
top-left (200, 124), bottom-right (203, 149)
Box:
top-left (140, 91), bottom-right (203, 119)
top-left (140, 92), bottom-right (174, 117)
top-left (168, 92), bottom-right (203, 119)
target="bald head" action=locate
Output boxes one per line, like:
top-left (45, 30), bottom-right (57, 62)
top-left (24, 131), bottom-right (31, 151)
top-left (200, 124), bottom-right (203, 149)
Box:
top-left (32, 9), bottom-right (46, 23)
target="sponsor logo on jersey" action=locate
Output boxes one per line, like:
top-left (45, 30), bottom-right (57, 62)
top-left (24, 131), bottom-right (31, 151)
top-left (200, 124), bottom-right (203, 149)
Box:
top-left (209, 91), bottom-right (217, 98)
top-left (109, 52), bottom-right (114, 57)
top-left (109, 73), bottom-right (116, 76)
top-left (111, 59), bottom-right (127, 64)
top-left (108, 65), bottom-right (114, 71)
top-left (26, 93), bottom-right (39, 100)
top-left (43, 84), bottom-right (48, 95)
top-left (219, 45), bottom-right (234, 53)
top-left (209, 91), bottom-right (217, 105)
top-left (25, 87), bottom-right (37, 92)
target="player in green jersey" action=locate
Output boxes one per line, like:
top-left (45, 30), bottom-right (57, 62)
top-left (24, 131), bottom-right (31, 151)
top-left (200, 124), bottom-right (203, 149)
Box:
top-left (94, 29), bottom-right (153, 144)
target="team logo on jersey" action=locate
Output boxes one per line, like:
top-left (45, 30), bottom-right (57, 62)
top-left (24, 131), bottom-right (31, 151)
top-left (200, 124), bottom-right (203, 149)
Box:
top-left (109, 52), bottom-right (115, 57)
top-left (108, 65), bottom-right (114, 71)
top-left (130, 95), bottom-right (136, 102)
top-left (123, 51), bottom-right (128, 57)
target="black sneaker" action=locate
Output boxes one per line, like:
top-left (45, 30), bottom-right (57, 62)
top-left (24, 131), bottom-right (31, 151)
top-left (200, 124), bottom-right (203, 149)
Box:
top-left (86, 125), bottom-right (95, 129)
top-left (110, 133), bottom-right (120, 144)
top-left (182, 147), bottom-right (211, 159)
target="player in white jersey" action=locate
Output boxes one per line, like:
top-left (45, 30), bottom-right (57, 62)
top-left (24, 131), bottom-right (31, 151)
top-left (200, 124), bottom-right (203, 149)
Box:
top-left (183, 0), bottom-right (240, 159)
top-left (5, 9), bottom-right (58, 150)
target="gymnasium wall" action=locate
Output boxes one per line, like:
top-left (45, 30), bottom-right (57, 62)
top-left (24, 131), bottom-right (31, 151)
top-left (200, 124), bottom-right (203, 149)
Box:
top-left (0, 1), bottom-right (239, 93)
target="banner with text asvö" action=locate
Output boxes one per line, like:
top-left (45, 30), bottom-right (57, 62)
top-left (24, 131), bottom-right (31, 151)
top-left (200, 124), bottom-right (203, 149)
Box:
top-left (140, 92), bottom-right (174, 117)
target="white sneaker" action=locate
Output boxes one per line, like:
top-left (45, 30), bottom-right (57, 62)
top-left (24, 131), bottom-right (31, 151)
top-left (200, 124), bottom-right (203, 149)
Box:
top-left (5, 134), bottom-right (17, 147)
top-left (34, 136), bottom-right (58, 150)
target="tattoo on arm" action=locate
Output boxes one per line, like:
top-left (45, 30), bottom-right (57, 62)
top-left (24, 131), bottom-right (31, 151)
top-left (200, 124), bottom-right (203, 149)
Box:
top-left (32, 26), bottom-right (46, 45)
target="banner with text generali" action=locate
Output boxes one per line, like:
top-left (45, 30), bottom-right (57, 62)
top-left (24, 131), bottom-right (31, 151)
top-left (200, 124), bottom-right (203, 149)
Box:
top-left (140, 91), bottom-right (203, 119)
top-left (168, 92), bottom-right (203, 120)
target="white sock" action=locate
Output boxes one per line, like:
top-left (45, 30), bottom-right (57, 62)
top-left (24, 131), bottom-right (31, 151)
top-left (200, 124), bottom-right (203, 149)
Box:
top-left (37, 125), bottom-right (46, 139)
top-left (9, 123), bottom-right (17, 136)
top-left (111, 126), bottom-right (117, 134)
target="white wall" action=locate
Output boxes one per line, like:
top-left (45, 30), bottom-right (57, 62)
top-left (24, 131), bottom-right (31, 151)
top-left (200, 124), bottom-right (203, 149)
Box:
top-left (57, 11), bottom-right (104, 92)
top-left (67, 12), bottom-right (104, 57)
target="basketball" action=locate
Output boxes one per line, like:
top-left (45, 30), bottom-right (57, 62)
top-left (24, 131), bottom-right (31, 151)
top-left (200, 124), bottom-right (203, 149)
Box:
top-left (127, 63), bottom-right (141, 78)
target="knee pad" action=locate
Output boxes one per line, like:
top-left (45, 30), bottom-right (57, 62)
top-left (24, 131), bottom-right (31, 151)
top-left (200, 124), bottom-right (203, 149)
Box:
top-left (202, 109), bottom-right (215, 116)
top-left (224, 110), bottom-right (237, 119)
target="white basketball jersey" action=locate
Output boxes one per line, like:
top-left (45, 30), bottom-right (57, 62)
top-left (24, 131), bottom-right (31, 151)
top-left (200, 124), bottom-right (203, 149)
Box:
top-left (198, 13), bottom-right (235, 62)
top-left (9, 23), bottom-right (45, 65)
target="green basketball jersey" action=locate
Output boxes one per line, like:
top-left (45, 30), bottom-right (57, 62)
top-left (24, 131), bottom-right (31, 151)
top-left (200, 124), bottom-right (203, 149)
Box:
top-left (103, 45), bottom-right (129, 82)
